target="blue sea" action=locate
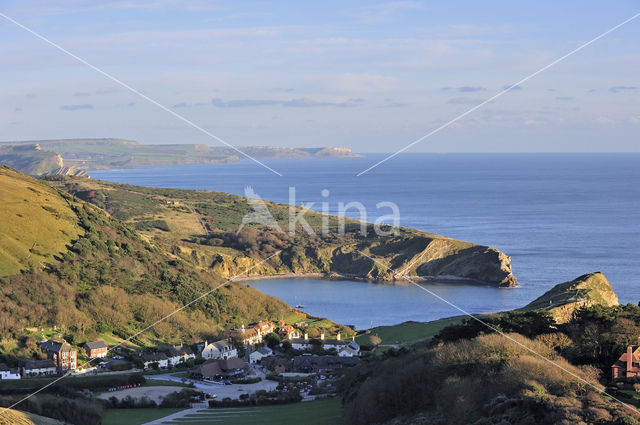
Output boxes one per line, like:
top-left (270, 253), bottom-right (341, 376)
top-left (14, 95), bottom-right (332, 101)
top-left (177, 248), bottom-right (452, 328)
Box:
top-left (92, 153), bottom-right (640, 328)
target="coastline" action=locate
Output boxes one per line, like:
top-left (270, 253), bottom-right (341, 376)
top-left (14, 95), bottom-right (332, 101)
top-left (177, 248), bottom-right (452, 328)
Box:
top-left (230, 272), bottom-right (505, 287)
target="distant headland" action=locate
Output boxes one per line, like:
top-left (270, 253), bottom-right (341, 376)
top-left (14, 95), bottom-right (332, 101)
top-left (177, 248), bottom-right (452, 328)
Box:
top-left (0, 138), bottom-right (363, 176)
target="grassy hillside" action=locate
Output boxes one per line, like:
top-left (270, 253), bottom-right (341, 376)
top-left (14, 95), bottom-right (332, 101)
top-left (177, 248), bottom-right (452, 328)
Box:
top-left (0, 166), bottom-right (83, 276)
top-left (519, 272), bottom-right (619, 323)
top-left (46, 176), bottom-right (517, 287)
top-left (0, 168), bottom-right (293, 360)
top-left (0, 145), bottom-right (62, 176)
top-left (0, 145), bottom-right (87, 177)
top-left (341, 332), bottom-right (639, 425)
top-left (0, 409), bottom-right (64, 425)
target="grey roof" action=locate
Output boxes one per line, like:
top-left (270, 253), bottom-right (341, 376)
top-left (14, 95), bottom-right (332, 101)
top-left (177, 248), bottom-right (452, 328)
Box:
top-left (142, 352), bottom-right (168, 362)
top-left (84, 341), bottom-right (107, 350)
top-left (204, 339), bottom-right (234, 352)
top-left (191, 358), bottom-right (248, 378)
top-left (292, 355), bottom-right (360, 371)
top-left (168, 344), bottom-right (194, 357)
top-left (258, 347), bottom-right (272, 355)
top-left (40, 340), bottom-right (75, 353)
top-left (23, 359), bottom-right (56, 370)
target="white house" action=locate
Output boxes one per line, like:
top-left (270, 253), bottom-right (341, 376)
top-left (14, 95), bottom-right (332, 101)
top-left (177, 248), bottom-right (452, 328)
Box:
top-left (167, 344), bottom-right (196, 367)
top-left (338, 342), bottom-right (361, 357)
top-left (22, 359), bottom-right (57, 377)
top-left (249, 347), bottom-right (273, 364)
top-left (142, 352), bottom-right (169, 369)
top-left (290, 333), bottom-right (359, 356)
top-left (201, 339), bottom-right (238, 360)
top-left (0, 363), bottom-right (20, 380)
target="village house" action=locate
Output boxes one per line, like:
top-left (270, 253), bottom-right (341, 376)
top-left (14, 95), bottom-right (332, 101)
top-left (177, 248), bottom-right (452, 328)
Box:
top-left (40, 340), bottom-right (77, 370)
top-left (21, 359), bottom-right (57, 377)
top-left (190, 358), bottom-right (249, 380)
top-left (263, 356), bottom-right (292, 374)
top-left (167, 344), bottom-right (196, 366)
top-left (224, 326), bottom-right (263, 346)
top-left (141, 352), bottom-right (169, 370)
top-left (289, 333), bottom-right (359, 357)
top-left (200, 339), bottom-right (238, 360)
top-left (249, 346), bottom-right (273, 364)
top-left (279, 324), bottom-right (301, 340)
top-left (611, 337), bottom-right (640, 381)
top-left (83, 341), bottom-right (108, 359)
top-left (0, 363), bottom-right (20, 380)
top-left (253, 320), bottom-right (276, 336)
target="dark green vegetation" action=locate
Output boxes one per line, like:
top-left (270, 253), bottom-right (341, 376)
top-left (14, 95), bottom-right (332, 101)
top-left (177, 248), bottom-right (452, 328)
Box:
top-left (0, 138), bottom-right (361, 171)
top-left (0, 167), bottom-right (291, 360)
top-left (45, 175), bottom-right (517, 287)
top-left (340, 301), bottom-right (640, 425)
top-left (0, 375), bottom-right (148, 425)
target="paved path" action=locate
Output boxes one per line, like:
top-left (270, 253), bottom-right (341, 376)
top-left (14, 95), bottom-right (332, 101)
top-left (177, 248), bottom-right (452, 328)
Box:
top-left (147, 372), bottom-right (278, 400)
top-left (142, 407), bottom-right (264, 425)
top-left (141, 407), bottom-right (199, 425)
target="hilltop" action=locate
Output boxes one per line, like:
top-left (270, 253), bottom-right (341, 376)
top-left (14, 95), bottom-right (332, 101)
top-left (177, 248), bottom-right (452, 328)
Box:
top-left (45, 175), bottom-right (517, 287)
top-left (519, 272), bottom-right (619, 323)
top-left (0, 138), bottom-right (362, 172)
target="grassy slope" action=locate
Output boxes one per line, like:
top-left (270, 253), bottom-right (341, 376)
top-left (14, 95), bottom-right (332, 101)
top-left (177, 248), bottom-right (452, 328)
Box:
top-left (518, 272), bottom-right (619, 322)
top-left (102, 408), bottom-right (185, 425)
top-left (103, 398), bottom-right (341, 425)
top-left (0, 146), bottom-right (62, 176)
top-left (0, 168), bottom-right (294, 360)
top-left (0, 166), bottom-right (82, 276)
top-left (355, 318), bottom-right (463, 347)
top-left (0, 409), bottom-right (64, 425)
top-left (45, 176), bottom-right (516, 286)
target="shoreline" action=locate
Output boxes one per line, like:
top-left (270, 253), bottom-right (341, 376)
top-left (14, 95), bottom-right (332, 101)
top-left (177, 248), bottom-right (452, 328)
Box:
top-left (231, 272), bottom-right (508, 288)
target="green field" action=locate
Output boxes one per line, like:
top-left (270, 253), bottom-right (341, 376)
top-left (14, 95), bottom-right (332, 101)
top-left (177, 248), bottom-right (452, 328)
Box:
top-left (162, 398), bottom-right (341, 425)
top-left (102, 408), bottom-right (186, 425)
top-left (356, 317), bottom-right (462, 346)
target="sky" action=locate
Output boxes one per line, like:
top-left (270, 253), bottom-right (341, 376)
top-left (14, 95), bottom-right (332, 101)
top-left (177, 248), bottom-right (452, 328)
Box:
top-left (1, 0), bottom-right (639, 153)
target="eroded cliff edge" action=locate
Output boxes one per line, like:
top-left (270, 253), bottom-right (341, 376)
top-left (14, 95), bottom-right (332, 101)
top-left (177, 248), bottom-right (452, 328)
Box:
top-left (48, 176), bottom-right (518, 288)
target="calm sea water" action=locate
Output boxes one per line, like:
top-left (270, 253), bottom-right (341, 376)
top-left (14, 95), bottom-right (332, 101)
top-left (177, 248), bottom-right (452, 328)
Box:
top-left (92, 153), bottom-right (640, 327)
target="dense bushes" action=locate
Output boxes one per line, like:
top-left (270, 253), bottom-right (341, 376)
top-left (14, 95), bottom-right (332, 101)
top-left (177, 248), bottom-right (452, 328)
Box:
top-left (160, 388), bottom-right (203, 408)
top-left (0, 394), bottom-right (103, 425)
top-left (106, 395), bottom-right (157, 408)
top-left (434, 304), bottom-right (640, 370)
top-left (208, 389), bottom-right (302, 408)
top-left (340, 333), bottom-right (637, 425)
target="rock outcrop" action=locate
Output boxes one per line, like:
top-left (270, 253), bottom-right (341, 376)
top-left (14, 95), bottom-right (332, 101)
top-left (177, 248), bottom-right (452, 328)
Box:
top-left (520, 272), bottom-right (618, 322)
top-left (0, 144), bottom-right (88, 177)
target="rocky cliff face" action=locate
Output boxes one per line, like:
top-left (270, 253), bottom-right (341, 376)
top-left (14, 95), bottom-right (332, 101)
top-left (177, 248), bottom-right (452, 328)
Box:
top-left (520, 272), bottom-right (618, 322)
top-left (0, 144), bottom-right (88, 177)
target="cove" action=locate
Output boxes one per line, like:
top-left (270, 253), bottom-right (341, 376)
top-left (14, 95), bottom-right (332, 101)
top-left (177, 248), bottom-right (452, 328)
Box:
top-left (248, 278), bottom-right (528, 330)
